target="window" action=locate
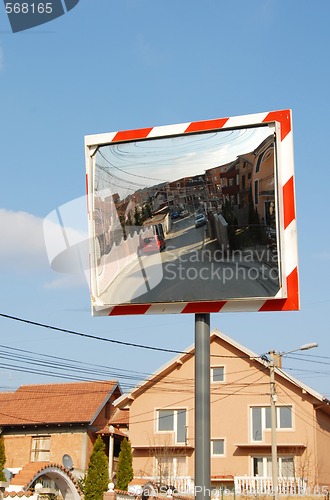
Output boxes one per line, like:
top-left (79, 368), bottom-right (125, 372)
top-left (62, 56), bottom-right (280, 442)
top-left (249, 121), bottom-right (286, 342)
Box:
top-left (256, 155), bottom-right (262, 173)
top-left (278, 406), bottom-right (293, 428)
top-left (211, 366), bottom-right (224, 383)
top-left (264, 406), bottom-right (293, 430)
top-left (253, 456), bottom-right (271, 476)
top-left (252, 407), bottom-right (262, 441)
top-left (251, 406), bottom-right (293, 442)
top-left (31, 436), bottom-right (50, 462)
top-left (254, 179), bottom-right (259, 205)
top-left (212, 439), bottom-right (224, 456)
top-left (281, 457), bottom-right (295, 477)
top-left (157, 409), bottom-right (187, 444)
top-left (252, 456), bottom-right (294, 478)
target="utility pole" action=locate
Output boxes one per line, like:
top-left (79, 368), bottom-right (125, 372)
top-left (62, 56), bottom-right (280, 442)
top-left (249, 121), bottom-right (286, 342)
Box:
top-left (268, 343), bottom-right (318, 500)
top-left (269, 351), bottom-right (278, 500)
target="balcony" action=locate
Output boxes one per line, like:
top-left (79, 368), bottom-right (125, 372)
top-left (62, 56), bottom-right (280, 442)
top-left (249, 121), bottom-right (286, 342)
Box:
top-left (234, 476), bottom-right (307, 495)
top-left (134, 475), bottom-right (194, 495)
top-left (131, 475), bottom-right (307, 496)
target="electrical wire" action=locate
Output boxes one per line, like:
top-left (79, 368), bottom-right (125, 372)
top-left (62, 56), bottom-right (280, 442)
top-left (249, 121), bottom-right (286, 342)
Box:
top-left (0, 312), bottom-right (260, 360)
top-left (0, 312), bottom-right (186, 354)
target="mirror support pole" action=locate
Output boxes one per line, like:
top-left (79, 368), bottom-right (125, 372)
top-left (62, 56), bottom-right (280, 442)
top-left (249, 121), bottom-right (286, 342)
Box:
top-left (195, 313), bottom-right (211, 500)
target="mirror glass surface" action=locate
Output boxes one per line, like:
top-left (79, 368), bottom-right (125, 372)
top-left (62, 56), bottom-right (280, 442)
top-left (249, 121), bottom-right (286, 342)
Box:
top-left (92, 124), bottom-right (279, 305)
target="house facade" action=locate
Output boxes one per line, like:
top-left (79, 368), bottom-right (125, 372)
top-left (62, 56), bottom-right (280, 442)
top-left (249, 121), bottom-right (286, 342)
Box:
top-left (114, 330), bottom-right (330, 495)
top-left (0, 381), bottom-right (124, 498)
top-left (2, 333), bottom-right (330, 497)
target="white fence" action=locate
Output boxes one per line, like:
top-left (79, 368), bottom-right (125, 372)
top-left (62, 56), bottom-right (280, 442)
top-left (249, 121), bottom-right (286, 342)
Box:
top-left (213, 213), bottom-right (229, 251)
top-left (96, 225), bottom-right (154, 295)
top-left (134, 475), bottom-right (194, 495)
top-left (234, 476), bottom-right (307, 495)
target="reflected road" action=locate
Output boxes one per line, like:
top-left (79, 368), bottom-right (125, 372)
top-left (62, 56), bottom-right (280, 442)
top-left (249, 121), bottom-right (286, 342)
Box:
top-left (99, 214), bottom-right (279, 305)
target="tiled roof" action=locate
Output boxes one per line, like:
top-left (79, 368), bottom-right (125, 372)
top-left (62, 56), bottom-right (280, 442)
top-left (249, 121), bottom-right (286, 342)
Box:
top-left (0, 380), bottom-right (118, 426)
top-left (96, 425), bottom-right (127, 437)
top-left (8, 461), bottom-right (82, 496)
top-left (4, 492), bottom-right (34, 497)
top-left (109, 408), bottom-right (129, 425)
top-left (9, 462), bottom-right (50, 486)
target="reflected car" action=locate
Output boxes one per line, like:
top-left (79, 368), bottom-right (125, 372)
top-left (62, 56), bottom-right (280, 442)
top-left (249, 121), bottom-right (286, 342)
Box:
top-left (194, 213), bottom-right (207, 228)
top-left (171, 211), bottom-right (180, 219)
top-left (180, 209), bottom-right (189, 218)
top-left (141, 235), bottom-right (166, 254)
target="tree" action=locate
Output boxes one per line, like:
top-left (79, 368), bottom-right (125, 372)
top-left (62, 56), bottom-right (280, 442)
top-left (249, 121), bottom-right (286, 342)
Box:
top-left (84, 436), bottom-right (109, 500)
top-left (142, 203), bottom-right (152, 221)
top-left (116, 438), bottom-right (133, 491)
top-left (147, 435), bottom-right (186, 492)
top-left (134, 206), bottom-right (142, 226)
top-left (0, 436), bottom-right (6, 482)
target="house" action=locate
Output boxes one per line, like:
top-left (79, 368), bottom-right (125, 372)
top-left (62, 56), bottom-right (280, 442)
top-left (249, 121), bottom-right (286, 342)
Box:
top-left (114, 329), bottom-right (330, 495)
top-left (251, 134), bottom-right (275, 226)
top-left (0, 380), bottom-right (124, 499)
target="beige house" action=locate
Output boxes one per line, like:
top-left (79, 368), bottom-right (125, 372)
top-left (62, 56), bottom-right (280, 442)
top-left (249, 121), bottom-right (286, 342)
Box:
top-left (115, 329), bottom-right (330, 495)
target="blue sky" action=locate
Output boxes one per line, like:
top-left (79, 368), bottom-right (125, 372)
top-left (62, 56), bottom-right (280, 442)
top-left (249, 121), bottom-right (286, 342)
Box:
top-left (1, 1), bottom-right (330, 396)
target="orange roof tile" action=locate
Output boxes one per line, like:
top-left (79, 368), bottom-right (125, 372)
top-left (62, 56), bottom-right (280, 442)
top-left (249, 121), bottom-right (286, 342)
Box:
top-left (4, 492), bottom-right (34, 497)
top-left (96, 425), bottom-right (127, 437)
top-left (9, 462), bottom-right (50, 486)
top-left (109, 408), bottom-right (129, 425)
top-left (0, 380), bottom-right (118, 426)
top-left (8, 461), bottom-right (82, 495)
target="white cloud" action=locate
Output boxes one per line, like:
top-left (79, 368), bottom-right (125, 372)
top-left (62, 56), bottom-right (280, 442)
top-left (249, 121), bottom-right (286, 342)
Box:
top-left (0, 208), bottom-right (89, 289)
top-left (0, 209), bottom-right (49, 270)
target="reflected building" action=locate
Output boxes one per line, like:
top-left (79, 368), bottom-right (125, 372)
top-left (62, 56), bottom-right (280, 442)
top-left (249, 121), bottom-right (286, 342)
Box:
top-left (251, 135), bottom-right (275, 227)
top-left (205, 161), bottom-right (231, 211)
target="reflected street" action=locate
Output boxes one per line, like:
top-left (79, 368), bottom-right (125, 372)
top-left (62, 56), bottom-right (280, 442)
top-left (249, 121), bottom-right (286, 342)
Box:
top-left (99, 213), bottom-right (279, 305)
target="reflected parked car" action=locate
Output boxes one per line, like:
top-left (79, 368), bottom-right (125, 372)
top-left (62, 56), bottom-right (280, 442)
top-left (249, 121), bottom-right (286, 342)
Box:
top-left (141, 235), bottom-right (166, 254)
top-left (171, 211), bottom-right (180, 219)
top-left (194, 213), bottom-right (207, 228)
top-left (179, 209), bottom-right (189, 218)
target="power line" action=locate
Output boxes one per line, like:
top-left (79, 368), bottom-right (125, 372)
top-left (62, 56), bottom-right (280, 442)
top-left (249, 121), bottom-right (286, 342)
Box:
top-left (0, 312), bottom-right (258, 360)
top-left (0, 339), bottom-right (268, 393)
top-left (0, 312), bottom-right (186, 354)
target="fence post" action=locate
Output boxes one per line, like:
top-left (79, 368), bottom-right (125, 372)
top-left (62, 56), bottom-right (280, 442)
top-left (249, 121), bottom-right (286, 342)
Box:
top-left (103, 493), bottom-right (116, 500)
top-left (103, 483), bottom-right (116, 500)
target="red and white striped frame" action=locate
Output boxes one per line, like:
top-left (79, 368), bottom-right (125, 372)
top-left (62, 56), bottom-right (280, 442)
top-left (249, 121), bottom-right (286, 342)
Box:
top-left (85, 109), bottom-right (299, 316)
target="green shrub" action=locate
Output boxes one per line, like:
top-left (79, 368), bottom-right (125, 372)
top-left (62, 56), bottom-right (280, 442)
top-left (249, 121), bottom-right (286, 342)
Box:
top-left (84, 436), bottom-right (109, 500)
top-left (0, 436), bottom-right (6, 482)
top-left (116, 438), bottom-right (133, 491)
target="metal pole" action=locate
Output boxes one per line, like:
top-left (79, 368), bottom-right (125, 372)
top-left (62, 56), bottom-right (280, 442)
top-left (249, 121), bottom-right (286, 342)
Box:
top-left (270, 351), bottom-right (278, 500)
top-left (195, 313), bottom-right (210, 500)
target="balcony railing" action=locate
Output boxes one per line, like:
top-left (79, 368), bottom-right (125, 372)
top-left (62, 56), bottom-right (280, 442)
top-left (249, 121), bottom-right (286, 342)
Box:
top-left (135, 475), bottom-right (194, 495)
top-left (234, 476), bottom-right (307, 495)
top-left (130, 475), bottom-right (307, 496)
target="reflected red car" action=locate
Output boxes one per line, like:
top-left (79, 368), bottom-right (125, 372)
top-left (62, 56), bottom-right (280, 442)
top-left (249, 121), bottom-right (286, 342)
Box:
top-left (141, 235), bottom-right (166, 254)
